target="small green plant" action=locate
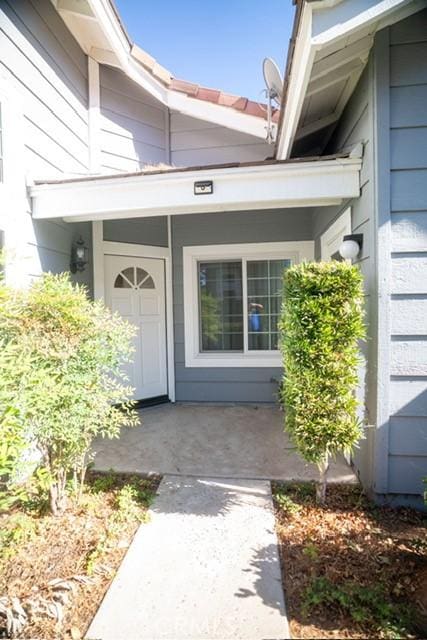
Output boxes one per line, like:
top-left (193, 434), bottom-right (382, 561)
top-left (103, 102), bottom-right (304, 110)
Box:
top-left (0, 513), bottom-right (37, 561)
top-left (279, 262), bottom-right (365, 503)
top-left (91, 471), bottom-right (117, 494)
top-left (302, 543), bottom-right (319, 560)
top-left (0, 274), bottom-right (139, 515)
top-left (85, 531), bottom-right (112, 576)
top-left (274, 489), bottom-right (300, 515)
top-left (113, 481), bottom-right (154, 524)
top-left (302, 576), bottom-right (410, 638)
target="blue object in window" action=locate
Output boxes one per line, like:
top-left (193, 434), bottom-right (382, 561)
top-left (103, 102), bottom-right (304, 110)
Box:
top-left (250, 309), bottom-right (261, 332)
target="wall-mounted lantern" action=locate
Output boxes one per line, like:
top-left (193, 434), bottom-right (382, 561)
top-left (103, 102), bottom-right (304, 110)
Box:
top-left (339, 234), bottom-right (363, 260)
top-left (70, 236), bottom-right (88, 273)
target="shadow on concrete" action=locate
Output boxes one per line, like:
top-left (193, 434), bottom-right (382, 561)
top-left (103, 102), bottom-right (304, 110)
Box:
top-left (236, 542), bottom-right (286, 614)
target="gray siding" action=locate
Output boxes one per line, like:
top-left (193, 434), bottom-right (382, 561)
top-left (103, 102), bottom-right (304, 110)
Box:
top-left (28, 218), bottom-right (93, 294)
top-left (99, 66), bottom-right (167, 173)
top-left (0, 0), bottom-right (89, 177)
top-left (386, 10), bottom-right (427, 501)
top-left (0, 0), bottom-right (92, 289)
top-left (312, 61), bottom-right (376, 489)
top-left (172, 209), bottom-right (313, 403)
top-left (103, 217), bottom-right (168, 247)
top-left (170, 113), bottom-right (272, 166)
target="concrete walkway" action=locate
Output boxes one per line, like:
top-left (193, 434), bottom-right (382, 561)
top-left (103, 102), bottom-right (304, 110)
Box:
top-left (93, 403), bottom-right (356, 483)
top-left (86, 476), bottom-right (289, 640)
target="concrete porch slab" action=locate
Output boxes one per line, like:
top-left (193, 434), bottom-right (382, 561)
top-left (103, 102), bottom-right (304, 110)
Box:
top-left (86, 475), bottom-right (289, 640)
top-left (93, 403), bottom-right (356, 483)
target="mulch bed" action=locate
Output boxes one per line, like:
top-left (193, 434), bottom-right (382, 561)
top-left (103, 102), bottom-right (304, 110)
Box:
top-left (272, 483), bottom-right (427, 639)
top-left (0, 472), bottom-right (161, 639)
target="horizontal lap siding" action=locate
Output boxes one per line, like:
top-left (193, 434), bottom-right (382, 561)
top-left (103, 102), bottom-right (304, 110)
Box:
top-left (312, 63), bottom-right (376, 489)
top-left (99, 66), bottom-right (167, 173)
top-left (1, 0), bottom-right (89, 177)
top-left (172, 209), bottom-right (313, 403)
top-left (170, 113), bottom-right (271, 166)
top-left (388, 9), bottom-right (427, 497)
top-left (0, 0), bottom-right (93, 291)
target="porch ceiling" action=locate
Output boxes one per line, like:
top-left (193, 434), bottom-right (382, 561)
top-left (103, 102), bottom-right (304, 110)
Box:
top-left (30, 155), bottom-right (362, 223)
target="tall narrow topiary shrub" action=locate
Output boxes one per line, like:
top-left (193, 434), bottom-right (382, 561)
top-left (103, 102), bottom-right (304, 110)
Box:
top-left (279, 261), bottom-right (365, 503)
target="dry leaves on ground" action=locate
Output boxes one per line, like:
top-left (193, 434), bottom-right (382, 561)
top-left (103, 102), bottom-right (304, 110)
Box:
top-left (0, 472), bottom-right (160, 639)
top-left (273, 483), bottom-right (427, 639)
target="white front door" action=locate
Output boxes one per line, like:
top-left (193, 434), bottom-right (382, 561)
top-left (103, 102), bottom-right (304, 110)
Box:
top-left (104, 254), bottom-right (167, 401)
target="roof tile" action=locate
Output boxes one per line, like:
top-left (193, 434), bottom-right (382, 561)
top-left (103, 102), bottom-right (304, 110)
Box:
top-left (170, 78), bottom-right (199, 96)
top-left (195, 87), bottom-right (221, 103)
top-left (131, 45), bottom-right (280, 122)
top-left (219, 94), bottom-right (248, 110)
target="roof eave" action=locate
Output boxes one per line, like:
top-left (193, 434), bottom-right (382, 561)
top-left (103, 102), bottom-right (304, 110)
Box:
top-left (275, 0), bottom-right (427, 160)
top-left (53, 0), bottom-right (271, 139)
top-left (30, 156), bottom-right (362, 223)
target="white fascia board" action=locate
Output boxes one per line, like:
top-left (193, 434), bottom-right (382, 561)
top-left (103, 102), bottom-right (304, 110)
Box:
top-left (81, 1), bottom-right (267, 138)
top-left (276, 3), bottom-right (318, 160)
top-left (30, 158), bottom-right (361, 222)
top-left (167, 91), bottom-right (267, 139)
top-left (276, 0), bottom-right (427, 160)
top-left (311, 0), bottom-right (421, 46)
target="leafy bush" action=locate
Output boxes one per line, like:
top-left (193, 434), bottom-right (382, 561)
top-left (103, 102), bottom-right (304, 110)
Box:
top-left (0, 273), bottom-right (138, 514)
top-left (279, 262), bottom-right (365, 503)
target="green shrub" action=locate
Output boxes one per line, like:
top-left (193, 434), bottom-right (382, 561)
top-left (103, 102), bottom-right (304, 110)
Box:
top-left (302, 576), bottom-right (410, 637)
top-left (0, 273), bottom-right (138, 515)
top-left (279, 262), bottom-right (365, 503)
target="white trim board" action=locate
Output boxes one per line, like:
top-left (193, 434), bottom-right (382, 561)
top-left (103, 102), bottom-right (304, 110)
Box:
top-left (92, 232), bottom-right (175, 402)
top-left (30, 158), bottom-right (362, 222)
top-left (320, 207), bottom-right (352, 261)
top-left (183, 241), bottom-right (314, 368)
top-left (276, 0), bottom-right (427, 159)
top-left (54, 0), bottom-right (268, 139)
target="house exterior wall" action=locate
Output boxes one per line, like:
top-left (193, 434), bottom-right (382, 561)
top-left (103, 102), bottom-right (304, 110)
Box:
top-left (0, 0), bottom-right (89, 177)
top-left (375, 10), bottom-right (427, 505)
top-left (312, 61), bottom-right (376, 490)
top-left (170, 113), bottom-right (272, 166)
top-left (312, 10), bottom-right (427, 506)
top-left (103, 217), bottom-right (168, 247)
top-left (99, 66), bottom-right (168, 173)
top-left (171, 209), bottom-right (313, 403)
top-left (0, 0), bottom-right (92, 292)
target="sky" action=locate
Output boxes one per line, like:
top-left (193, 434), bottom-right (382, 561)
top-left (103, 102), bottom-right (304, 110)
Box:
top-left (114, 1), bottom-right (295, 102)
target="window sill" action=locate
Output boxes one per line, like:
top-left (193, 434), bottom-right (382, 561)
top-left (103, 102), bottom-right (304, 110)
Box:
top-left (185, 352), bottom-right (283, 368)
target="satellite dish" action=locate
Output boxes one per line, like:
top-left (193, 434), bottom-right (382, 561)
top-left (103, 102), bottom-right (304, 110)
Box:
top-left (263, 57), bottom-right (283, 103)
top-left (262, 58), bottom-right (283, 144)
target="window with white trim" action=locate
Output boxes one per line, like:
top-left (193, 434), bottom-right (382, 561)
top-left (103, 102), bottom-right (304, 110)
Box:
top-left (183, 241), bottom-right (314, 367)
top-left (198, 258), bottom-right (291, 353)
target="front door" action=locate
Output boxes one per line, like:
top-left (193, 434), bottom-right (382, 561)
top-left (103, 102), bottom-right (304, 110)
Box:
top-left (104, 254), bottom-right (167, 401)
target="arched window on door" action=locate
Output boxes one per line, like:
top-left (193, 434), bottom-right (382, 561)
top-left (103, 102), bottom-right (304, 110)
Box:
top-left (114, 266), bottom-right (155, 290)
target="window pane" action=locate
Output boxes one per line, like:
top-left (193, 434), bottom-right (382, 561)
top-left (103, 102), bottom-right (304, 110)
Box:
top-left (114, 273), bottom-right (132, 288)
top-left (247, 259), bottom-right (290, 351)
top-left (247, 261), bottom-right (268, 278)
top-left (248, 333), bottom-right (270, 350)
top-left (269, 259), bottom-right (291, 277)
top-left (199, 261), bottom-right (243, 352)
